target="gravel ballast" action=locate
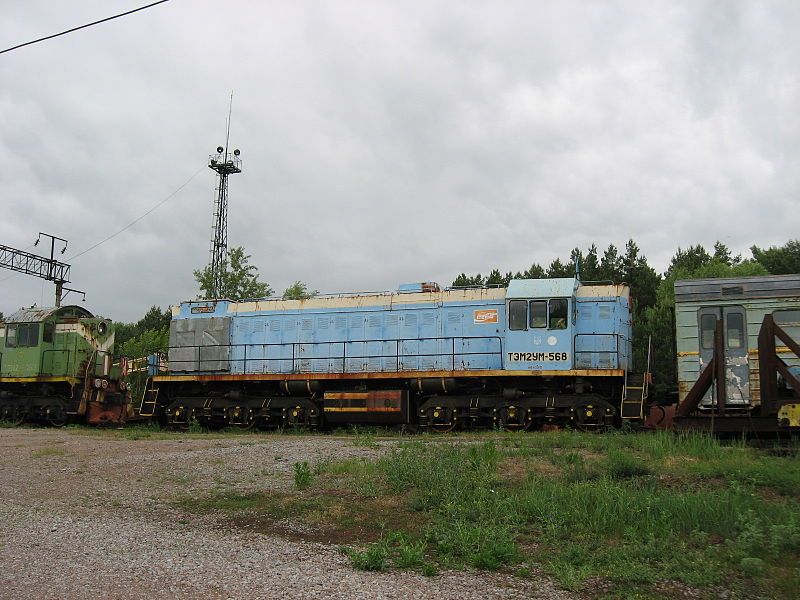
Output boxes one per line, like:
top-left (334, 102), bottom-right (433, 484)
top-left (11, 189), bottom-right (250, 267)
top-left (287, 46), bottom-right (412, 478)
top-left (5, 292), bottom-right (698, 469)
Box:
top-left (0, 429), bottom-right (576, 599)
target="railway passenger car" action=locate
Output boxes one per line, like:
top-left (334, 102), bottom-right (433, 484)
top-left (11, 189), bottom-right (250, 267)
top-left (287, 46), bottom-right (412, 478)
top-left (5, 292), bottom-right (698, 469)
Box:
top-left (674, 274), bottom-right (800, 412)
top-left (0, 305), bottom-right (130, 425)
top-left (149, 278), bottom-right (647, 431)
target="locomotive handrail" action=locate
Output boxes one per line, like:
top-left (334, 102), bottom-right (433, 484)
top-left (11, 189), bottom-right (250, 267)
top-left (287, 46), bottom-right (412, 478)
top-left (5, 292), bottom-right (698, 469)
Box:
top-left (166, 335), bottom-right (505, 374)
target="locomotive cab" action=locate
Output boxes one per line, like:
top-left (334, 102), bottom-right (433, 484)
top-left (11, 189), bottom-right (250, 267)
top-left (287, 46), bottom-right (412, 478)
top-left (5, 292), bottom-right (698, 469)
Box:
top-left (503, 278), bottom-right (576, 371)
top-left (0, 305), bottom-right (128, 426)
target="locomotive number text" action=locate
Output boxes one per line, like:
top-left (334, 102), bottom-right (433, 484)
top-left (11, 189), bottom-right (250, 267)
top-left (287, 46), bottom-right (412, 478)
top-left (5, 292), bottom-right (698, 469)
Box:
top-left (507, 352), bottom-right (568, 362)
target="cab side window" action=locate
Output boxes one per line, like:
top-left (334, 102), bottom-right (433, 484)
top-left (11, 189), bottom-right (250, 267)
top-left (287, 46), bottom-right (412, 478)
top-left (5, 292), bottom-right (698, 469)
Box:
top-left (508, 300), bottom-right (528, 331)
top-left (5, 325), bottom-right (17, 348)
top-left (43, 322), bottom-right (55, 343)
top-left (549, 299), bottom-right (568, 330)
top-left (6, 323), bottom-right (39, 347)
top-left (529, 301), bottom-right (547, 328)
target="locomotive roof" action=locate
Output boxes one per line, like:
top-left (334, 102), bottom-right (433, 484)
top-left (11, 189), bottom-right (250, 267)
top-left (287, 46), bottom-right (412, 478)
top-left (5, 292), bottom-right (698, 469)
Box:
top-left (4, 305), bottom-right (94, 323)
top-left (175, 280), bottom-right (631, 318)
top-left (507, 278), bottom-right (577, 299)
top-left (674, 273), bottom-right (800, 303)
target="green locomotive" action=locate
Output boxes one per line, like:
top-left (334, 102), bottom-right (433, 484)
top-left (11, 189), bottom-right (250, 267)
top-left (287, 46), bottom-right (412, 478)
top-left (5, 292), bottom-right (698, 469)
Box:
top-left (0, 305), bottom-right (130, 426)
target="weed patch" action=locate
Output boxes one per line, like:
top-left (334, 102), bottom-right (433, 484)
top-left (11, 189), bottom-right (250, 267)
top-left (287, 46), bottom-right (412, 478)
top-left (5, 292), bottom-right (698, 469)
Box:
top-left (31, 446), bottom-right (67, 458)
top-left (294, 461), bottom-right (312, 489)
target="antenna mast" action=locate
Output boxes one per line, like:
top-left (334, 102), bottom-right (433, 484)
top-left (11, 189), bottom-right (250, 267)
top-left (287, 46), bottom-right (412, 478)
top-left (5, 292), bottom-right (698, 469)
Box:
top-left (206, 92), bottom-right (242, 299)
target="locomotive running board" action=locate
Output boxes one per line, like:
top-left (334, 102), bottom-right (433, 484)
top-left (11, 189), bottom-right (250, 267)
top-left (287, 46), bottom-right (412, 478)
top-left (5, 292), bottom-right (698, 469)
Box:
top-left (153, 368), bottom-right (625, 383)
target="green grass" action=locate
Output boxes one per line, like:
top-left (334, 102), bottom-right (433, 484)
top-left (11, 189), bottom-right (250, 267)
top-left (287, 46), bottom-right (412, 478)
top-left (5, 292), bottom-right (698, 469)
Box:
top-left (330, 433), bottom-right (799, 598)
top-left (294, 461), bottom-right (312, 489)
top-left (166, 430), bottom-right (799, 599)
top-left (31, 446), bottom-right (67, 457)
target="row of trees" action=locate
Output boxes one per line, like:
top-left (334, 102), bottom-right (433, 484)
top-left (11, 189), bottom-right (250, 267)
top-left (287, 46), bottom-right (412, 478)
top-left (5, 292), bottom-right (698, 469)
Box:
top-left (116, 240), bottom-right (800, 398)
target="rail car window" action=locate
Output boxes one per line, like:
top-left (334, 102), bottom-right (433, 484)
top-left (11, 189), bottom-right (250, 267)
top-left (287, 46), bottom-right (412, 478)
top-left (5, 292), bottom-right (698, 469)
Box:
top-left (549, 299), bottom-right (568, 329)
top-left (774, 310), bottom-right (800, 325)
top-left (700, 314), bottom-right (717, 349)
top-left (43, 322), bottom-right (55, 343)
top-left (726, 313), bottom-right (744, 349)
top-left (508, 300), bottom-right (528, 330)
top-left (529, 301), bottom-right (547, 328)
top-left (5, 323), bottom-right (39, 348)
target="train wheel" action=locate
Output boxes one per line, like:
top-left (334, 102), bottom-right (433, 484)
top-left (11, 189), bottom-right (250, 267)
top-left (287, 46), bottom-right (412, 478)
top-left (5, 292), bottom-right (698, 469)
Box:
top-left (3, 405), bottom-right (26, 426)
top-left (283, 405), bottom-right (311, 429)
top-left (45, 405), bottom-right (67, 428)
top-left (572, 400), bottom-right (614, 432)
top-left (497, 404), bottom-right (533, 432)
top-left (169, 406), bottom-right (193, 431)
top-left (426, 405), bottom-right (458, 433)
top-left (228, 406), bottom-right (255, 430)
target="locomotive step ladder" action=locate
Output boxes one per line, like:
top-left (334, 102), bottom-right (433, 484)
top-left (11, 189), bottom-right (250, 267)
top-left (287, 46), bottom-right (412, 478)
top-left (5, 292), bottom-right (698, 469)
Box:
top-left (138, 384), bottom-right (159, 418)
top-left (620, 336), bottom-right (651, 420)
top-left (621, 372), bottom-right (648, 419)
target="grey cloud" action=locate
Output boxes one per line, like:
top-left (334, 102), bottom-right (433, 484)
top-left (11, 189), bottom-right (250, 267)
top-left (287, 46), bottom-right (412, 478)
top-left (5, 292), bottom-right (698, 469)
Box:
top-left (1, 0), bottom-right (798, 321)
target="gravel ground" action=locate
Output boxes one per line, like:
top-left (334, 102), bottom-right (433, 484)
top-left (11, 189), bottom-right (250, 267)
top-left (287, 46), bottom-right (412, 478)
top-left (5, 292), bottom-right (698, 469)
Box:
top-left (0, 429), bottom-right (577, 600)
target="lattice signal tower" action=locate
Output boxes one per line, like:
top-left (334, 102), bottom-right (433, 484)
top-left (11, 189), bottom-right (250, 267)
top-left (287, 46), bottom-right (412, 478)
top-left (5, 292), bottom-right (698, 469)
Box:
top-left (207, 96), bottom-right (241, 299)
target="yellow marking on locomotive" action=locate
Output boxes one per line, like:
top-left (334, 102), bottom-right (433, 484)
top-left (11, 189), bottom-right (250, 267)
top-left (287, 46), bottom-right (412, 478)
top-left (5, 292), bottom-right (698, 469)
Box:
top-left (0, 376), bottom-right (80, 384)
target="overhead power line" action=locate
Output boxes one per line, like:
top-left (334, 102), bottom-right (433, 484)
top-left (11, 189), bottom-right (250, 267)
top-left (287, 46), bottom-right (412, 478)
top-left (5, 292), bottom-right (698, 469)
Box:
top-left (66, 164), bottom-right (206, 261)
top-left (0, 164), bottom-right (205, 284)
top-left (0, 0), bottom-right (171, 55)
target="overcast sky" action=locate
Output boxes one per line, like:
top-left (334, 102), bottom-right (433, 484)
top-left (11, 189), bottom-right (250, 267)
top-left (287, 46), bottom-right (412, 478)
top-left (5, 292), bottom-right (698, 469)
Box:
top-left (1, 0), bottom-right (798, 321)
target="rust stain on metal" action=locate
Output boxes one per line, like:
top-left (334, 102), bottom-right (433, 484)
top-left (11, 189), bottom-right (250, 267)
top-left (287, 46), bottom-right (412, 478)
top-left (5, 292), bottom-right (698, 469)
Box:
top-left (86, 402), bottom-right (126, 425)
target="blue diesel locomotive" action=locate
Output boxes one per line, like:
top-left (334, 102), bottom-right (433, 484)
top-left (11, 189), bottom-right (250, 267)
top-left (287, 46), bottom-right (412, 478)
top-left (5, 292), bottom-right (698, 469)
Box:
top-left (148, 277), bottom-right (647, 431)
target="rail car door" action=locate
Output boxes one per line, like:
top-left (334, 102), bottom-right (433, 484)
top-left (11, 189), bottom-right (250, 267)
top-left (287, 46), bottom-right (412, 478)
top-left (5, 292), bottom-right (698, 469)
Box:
top-left (697, 306), bottom-right (750, 407)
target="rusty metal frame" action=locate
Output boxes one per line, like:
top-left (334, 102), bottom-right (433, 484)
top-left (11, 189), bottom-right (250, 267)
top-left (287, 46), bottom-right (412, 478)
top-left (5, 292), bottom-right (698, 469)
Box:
top-left (678, 313), bottom-right (800, 425)
top-left (758, 314), bottom-right (800, 415)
